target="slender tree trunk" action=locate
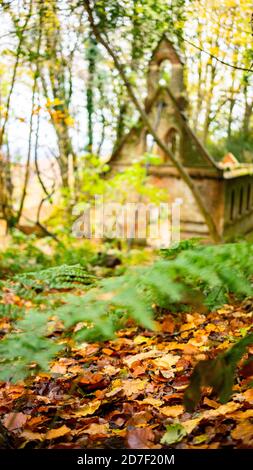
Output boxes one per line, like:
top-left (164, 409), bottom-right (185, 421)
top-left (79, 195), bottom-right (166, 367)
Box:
top-left (16, 5), bottom-right (42, 223)
top-left (242, 83), bottom-right (253, 140)
top-left (202, 61), bottom-right (217, 144)
top-left (0, 0), bottom-right (33, 225)
top-left (86, 35), bottom-right (97, 153)
top-left (84, 0), bottom-right (222, 243)
top-left (193, 52), bottom-right (203, 133)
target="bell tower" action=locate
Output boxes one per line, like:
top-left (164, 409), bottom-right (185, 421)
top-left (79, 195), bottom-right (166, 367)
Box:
top-left (147, 36), bottom-right (186, 105)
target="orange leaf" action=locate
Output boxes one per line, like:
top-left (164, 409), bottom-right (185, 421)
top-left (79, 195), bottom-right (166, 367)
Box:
top-left (160, 405), bottom-right (184, 417)
top-left (45, 425), bottom-right (71, 440)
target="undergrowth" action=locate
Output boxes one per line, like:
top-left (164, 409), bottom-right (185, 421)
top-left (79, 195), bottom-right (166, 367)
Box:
top-left (0, 239), bottom-right (253, 408)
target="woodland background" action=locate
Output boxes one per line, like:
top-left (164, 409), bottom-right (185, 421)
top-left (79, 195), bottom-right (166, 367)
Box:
top-left (0, 0), bottom-right (253, 451)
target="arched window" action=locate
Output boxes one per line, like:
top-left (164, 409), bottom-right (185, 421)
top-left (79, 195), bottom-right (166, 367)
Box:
top-left (165, 128), bottom-right (180, 159)
top-left (146, 133), bottom-right (155, 152)
top-left (159, 60), bottom-right (172, 87)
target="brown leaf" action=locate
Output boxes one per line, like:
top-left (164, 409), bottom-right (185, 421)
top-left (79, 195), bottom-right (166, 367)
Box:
top-left (161, 316), bottom-right (175, 334)
top-left (203, 397), bottom-right (220, 409)
top-left (83, 423), bottom-right (109, 437)
top-left (122, 379), bottom-right (147, 396)
top-left (3, 412), bottom-right (28, 431)
top-left (21, 430), bottom-right (44, 442)
top-left (124, 349), bottom-right (161, 368)
top-left (78, 371), bottom-right (104, 385)
top-left (127, 411), bottom-right (152, 427)
top-left (126, 428), bottom-right (157, 449)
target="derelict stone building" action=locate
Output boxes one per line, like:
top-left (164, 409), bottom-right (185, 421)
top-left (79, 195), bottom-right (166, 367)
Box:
top-left (108, 36), bottom-right (253, 240)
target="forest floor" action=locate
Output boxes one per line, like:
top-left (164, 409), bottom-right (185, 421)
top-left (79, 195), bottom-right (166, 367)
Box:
top-left (0, 292), bottom-right (253, 449)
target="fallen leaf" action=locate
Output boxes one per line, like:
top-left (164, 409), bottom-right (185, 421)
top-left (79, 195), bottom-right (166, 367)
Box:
top-left (193, 434), bottom-right (208, 445)
top-left (166, 342), bottom-right (198, 354)
top-left (140, 397), bottom-right (164, 407)
top-left (231, 421), bottom-right (253, 445)
top-left (160, 405), bottom-right (184, 418)
top-left (21, 430), bottom-right (44, 442)
top-left (45, 425), bottom-right (71, 440)
top-left (73, 400), bottom-right (101, 417)
top-left (84, 423), bottom-right (109, 436)
top-left (204, 402), bottom-right (240, 418)
top-left (243, 388), bottom-right (253, 404)
top-left (122, 379), bottom-right (147, 396)
top-left (127, 411), bottom-right (152, 427)
top-left (51, 363), bottom-right (67, 374)
top-left (3, 412), bottom-right (28, 431)
top-left (134, 335), bottom-right (151, 345)
top-left (127, 428), bottom-right (157, 449)
top-left (203, 397), bottom-right (220, 409)
top-left (124, 349), bottom-right (161, 367)
top-left (181, 417), bottom-right (202, 434)
top-left (228, 409), bottom-right (253, 420)
top-left (102, 348), bottom-right (114, 356)
top-left (152, 354), bottom-right (180, 369)
top-left (161, 423), bottom-right (187, 445)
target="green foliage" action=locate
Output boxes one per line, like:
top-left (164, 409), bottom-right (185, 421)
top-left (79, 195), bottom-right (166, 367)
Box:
top-left (207, 132), bottom-right (253, 164)
top-left (184, 332), bottom-right (253, 411)
top-left (0, 310), bottom-right (62, 382)
top-left (13, 264), bottom-right (97, 292)
top-left (0, 231), bottom-right (52, 276)
top-left (0, 230), bottom-right (97, 278)
top-left (1, 241), bottom-right (253, 385)
top-left (160, 238), bottom-right (202, 260)
top-left (161, 423), bottom-right (187, 445)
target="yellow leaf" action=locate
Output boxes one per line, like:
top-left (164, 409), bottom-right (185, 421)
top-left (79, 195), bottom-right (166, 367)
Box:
top-left (45, 425), bottom-right (71, 440)
top-left (139, 397), bottom-right (164, 407)
top-left (73, 400), bottom-right (101, 417)
top-left (64, 115), bottom-right (75, 127)
top-left (134, 335), bottom-right (151, 345)
top-left (228, 410), bottom-right (253, 420)
top-left (204, 402), bottom-right (240, 418)
top-left (243, 389), bottom-right (253, 404)
top-left (152, 354), bottom-right (180, 369)
top-left (181, 417), bottom-right (202, 434)
top-left (160, 405), bottom-right (184, 418)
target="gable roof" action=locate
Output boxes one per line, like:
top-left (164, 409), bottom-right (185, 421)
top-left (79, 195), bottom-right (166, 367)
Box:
top-left (150, 35), bottom-right (184, 66)
top-left (109, 85), bottom-right (219, 169)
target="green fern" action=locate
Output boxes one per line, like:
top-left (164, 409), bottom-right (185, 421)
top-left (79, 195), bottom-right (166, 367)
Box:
top-left (1, 241), bottom-right (253, 383)
top-left (0, 310), bottom-right (63, 382)
top-left (13, 264), bottom-right (97, 292)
